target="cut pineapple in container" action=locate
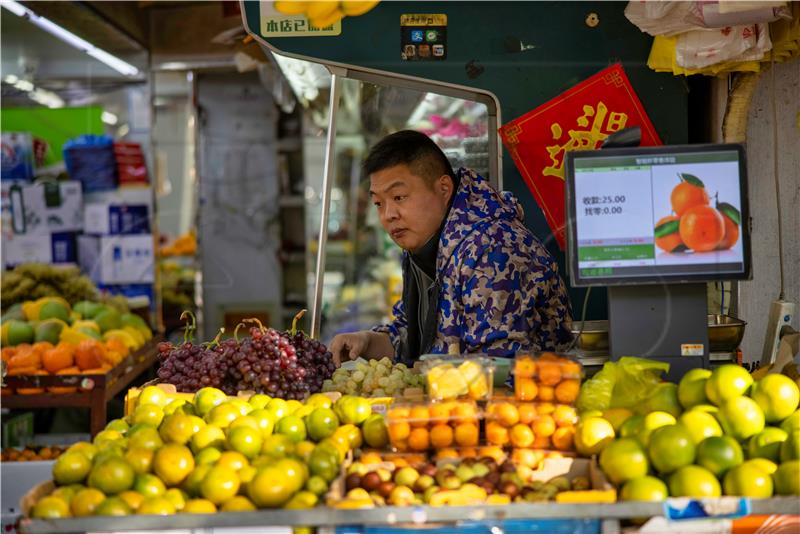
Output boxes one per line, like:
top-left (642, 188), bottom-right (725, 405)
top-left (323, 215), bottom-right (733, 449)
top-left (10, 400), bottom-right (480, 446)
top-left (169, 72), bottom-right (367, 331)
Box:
top-left (422, 355), bottom-right (494, 401)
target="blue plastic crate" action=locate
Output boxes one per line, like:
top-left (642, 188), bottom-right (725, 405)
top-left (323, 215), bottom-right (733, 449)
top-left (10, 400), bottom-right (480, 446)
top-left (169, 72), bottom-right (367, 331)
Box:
top-left (63, 135), bottom-right (118, 193)
top-left (336, 518), bottom-right (601, 534)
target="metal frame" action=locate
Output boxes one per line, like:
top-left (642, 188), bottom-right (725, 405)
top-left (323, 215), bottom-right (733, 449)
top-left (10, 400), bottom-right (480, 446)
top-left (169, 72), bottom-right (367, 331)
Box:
top-left (18, 498), bottom-right (800, 533)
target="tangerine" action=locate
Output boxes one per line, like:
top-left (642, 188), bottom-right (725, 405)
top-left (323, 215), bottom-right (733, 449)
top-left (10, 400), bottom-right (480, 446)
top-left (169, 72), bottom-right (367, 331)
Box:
top-left (552, 426), bottom-right (575, 451)
top-left (654, 216), bottom-right (685, 253)
top-left (671, 180), bottom-right (709, 217)
top-left (553, 405), bottom-right (578, 427)
top-left (679, 205), bottom-right (725, 252)
top-left (518, 403), bottom-right (538, 425)
top-left (515, 378), bottom-right (538, 401)
top-left (510, 424), bottom-right (535, 448)
top-left (537, 360), bottom-right (563, 386)
top-left (75, 340), bottom-right (106, 370)
top-left (454, 423), bottom-right (479, 447)
top-left (408, 428), bottom-right (430, 451)
top-left (42, 345), bottom-right (73, 373)
top-left (717, 213), bottom-right (739, 250)
top-left (486, 422), bottom-right (509, 446)
top-left (532, 435), bottom-right (552, 449)
top-left (430, 424), bottom-right (454, 448)
top-left (409, 406), bottom-right (430, 427)
top-left (555, 379), bottom-right (580, 404)
top-left (515, 357), bottom-right (536, 378)
top-left (538, 386), bottom-right (555, 402)
top-left (533, 414), bottom-right (556, 437)
top-left (493, 402), bottom-right (519, 427)
top-left (388, 421), bottom-right (410, 443)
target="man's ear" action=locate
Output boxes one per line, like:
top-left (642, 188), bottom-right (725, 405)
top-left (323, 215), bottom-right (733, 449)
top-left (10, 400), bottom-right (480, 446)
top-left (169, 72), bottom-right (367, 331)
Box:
top-left (437, 174), bottom-right (452, 199)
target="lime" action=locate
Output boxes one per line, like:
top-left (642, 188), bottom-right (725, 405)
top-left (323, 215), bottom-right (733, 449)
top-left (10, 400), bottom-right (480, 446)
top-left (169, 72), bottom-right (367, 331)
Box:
top-left (217, 451), bottom-right (249, 471)
top-left (678, 410), bottom-right (722, 444)
top-left (619, 476), bottom-right (669, 501)
top-left (284, 490), bottom-right (318, 509)
top-left (705, 364), bottom-right (752, 406)
top-left (134, 473), bottom-right (166, 498)
top-left (306, 393), bottom-right (333, 409)
top-left (193, 387), bottom-right (228, 416)
top-left (647, 424), bottom-right (695, 474)
top-left (619, 415), bottom-right (645, 439)
top-left (636, 411), bottom-right (676, 447)
top-left (182, 464), bottom-right (213, 497)
top-left (53, 451), bottom-right (92, 485)
top-left (602, 408), bottom-right (635, 433)
top-left (305, 475), bottom-right (329, 496)
top-left (95, 496), bottom-right (132, 516)
top-left (747, 427), bottom-right (788, 462)
top-left (781, 430), bottom-right (800, 462)
top-left (267, 398), bottom-right (289, 419)
top-left (780, 410), bottom-right (800, 434)
top-left (276, 415), bottom-right (307, 443)
top-left (137, 385), bottom-right (169, 408)
top-left (183, 498), bottom-right (218, 513)
top-left (195, 447), bottom-right (222, 466)
top-left (718, 396), bottom-right (765, 441)
top-left (128, 426), bottom-right (164, 451)
top-left (274, 457), bottom-right (308, 493)
top-left (574, 416), bottom-right (615, 456)
top-left (696, 435), bottom-right (743, 477)
top-left (88, 457), bottom-right (135, 495)
top-left (137, 496), bottom-right (176, 515)
top-left (204, 403), bottom-right (240, 428)
top-left (723, 462), bottom-right (773, 498)
top-left (159, 413), bottom-right (196, 445)
top-left (746, 458), bottom-right (777, 475)
top-left (307, 407), bottom-right (339, 442)
top-left (226, 426), bottom-right (263, 459)
top-left (70, 488), bottom-right (106, 516)
top-left (640, 383), bottom-right (682, 418)
top-left (125, 447), bottom-right (154, 475)
top-left (153, 443), bottom-right (195, 487)
top-left (163, 488), bottom-right (188, 511)
top-left (118, 490), bottom-right (144, 511)
top-left (200, 465), bottom-right (241, 505)
top-left (248, 394), bottom-right (271, 410)
top-left (261, 434), bottom-right (295, 458)
top-left (247, 465), bottom-right (294, 508)
top-left (750, 374), bottom-right (800, 423)
top-left (248, 409), bottom-right (277, 438)
top-left (599, 438), bottom-right (649, 485)
top-left (773, 460), bottom-right (800, 495)
top-left (220, 496), bottom-right (256, 511)
top-left (133, 403), bottom-right (164, 427)
top-left (308, 447), bottom-right (340, 482)
top-left (191, 425), bottom-right (226, 453)
top-left (668, 465), bottom-right (721, 497)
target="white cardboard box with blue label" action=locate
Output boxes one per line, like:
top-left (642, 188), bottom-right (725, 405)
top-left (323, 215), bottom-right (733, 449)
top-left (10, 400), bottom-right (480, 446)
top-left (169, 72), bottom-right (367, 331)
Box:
top-left (78, 234), bottom-right (154, 284)
top-left (83, 187), bottom-right (152, 235)
top-left (2, 181), bottom-right (83, 235)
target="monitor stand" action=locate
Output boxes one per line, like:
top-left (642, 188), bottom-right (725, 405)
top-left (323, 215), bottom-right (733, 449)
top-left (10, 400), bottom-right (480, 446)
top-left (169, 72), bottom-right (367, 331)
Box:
top-left (607, 283), bottom-right (709, 383)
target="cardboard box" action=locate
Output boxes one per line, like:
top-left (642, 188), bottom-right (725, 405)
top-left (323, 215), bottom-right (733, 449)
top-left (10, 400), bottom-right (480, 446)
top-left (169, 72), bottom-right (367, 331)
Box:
top-left (0, 133), bottom-right (34, 182)
top-left (2, 181), bottom-right (83, 234)
top-left (78, 234), bottom-right (154, 284)
top-left (2, 232), bottom-right (78, 268)
top-left (83, 187), bottom-right (152, 235)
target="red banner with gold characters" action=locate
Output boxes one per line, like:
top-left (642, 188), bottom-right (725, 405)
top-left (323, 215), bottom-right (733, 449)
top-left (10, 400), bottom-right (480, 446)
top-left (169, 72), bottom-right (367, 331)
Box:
top-left (499, 64), bottom-right (662, 250)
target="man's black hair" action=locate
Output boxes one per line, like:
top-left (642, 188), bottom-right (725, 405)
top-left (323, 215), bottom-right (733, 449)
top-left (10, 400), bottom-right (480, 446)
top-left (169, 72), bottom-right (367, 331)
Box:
top-left (363, 130), bottom-right (456, 186)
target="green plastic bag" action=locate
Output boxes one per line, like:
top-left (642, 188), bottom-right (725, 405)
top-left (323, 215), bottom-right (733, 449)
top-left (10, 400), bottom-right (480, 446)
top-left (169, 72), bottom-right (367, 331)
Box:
top-left (577, 356), bottom-right (670, 413)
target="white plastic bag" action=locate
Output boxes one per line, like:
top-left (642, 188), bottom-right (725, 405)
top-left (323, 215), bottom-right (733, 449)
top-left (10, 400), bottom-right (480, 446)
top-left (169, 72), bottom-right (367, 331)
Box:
top-left (626, 1), bottom-right (789, 36)
top-left (675, 23), bottom-right (771, 69)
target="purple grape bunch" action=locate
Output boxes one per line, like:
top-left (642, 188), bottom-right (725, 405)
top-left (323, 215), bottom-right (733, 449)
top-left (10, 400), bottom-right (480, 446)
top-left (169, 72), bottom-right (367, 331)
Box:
top-left (156, 311), bottom-right (335, 398)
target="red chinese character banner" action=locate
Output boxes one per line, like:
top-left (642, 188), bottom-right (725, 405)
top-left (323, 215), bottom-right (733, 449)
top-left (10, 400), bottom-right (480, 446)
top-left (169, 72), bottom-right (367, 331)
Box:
top-left (499, 64), bottom-right (662, 250)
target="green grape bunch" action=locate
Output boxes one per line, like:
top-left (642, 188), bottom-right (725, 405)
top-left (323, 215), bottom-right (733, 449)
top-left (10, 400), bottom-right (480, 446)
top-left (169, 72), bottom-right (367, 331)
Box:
top-left (322, 357), bottom-right (425, 397)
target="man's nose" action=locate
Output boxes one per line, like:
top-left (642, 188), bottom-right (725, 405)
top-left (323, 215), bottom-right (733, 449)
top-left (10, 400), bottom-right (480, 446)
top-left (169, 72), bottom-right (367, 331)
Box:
top-left (384, 204), bottom-right (399, 221)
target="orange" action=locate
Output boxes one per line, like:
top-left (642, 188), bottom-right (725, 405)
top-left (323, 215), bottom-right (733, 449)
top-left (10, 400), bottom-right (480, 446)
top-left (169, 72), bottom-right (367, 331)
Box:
top-left (654, 215), bottom-right (685, 253)
top-left (555, 379), bottom-right (580, 404)
top-left (515, 378), bottom-right (538, 401)
top-left (42, 345), bottom-right (73, 373)
top-left (461, 448), bottom-right (477, 458)
top-left (515, 357), bottom-right (536, 378)
top-left (75, 340), bottom-right (106, 371)
top-left (494, 402), bottom-right (519, 427)
top-left (388, 421), bottom-right (410, 443)
top-left (430, 424), bottom-right (454, 448)
top-left (679, 205), bottom-right (725, 252)
top-left (538, 386), bottom-right (555, 402)
top-left (532, 435), bottom-right (552, 449)
top-left (435, 448), bottom-right (459, 461)
top-left (388, 407), bottom-right (410, 421)
top-left (533, 414), bottom-right (556, 437)
top-left (454, 423), bottom-right (479, 447)
top-left (717, 214), bottom-right (739, 250)
top-left (452, 402), bottom-right (478, 423)
top-left (510, 424), bottom-right (535, 448)
top-left (538, 402), bottom-right (556, 415)
top-left (562, 360), bottom-right (582, 378)
top-left (408, 428), bottom-right (430, 451)
top-left (552, 426), bottom-right (575, 451)
top-left (553, 405), bottom-right (577, 427)
top-left (486, 422), bottom-right (509, 446)
top-left (518, 403), bottom-right (537, 425)
top-left (512, 448), bottom-right (544, 468)
top-left (671, 180), bottom-right (709, 216)
top-left (153, 444), bottom-right (195, 487)
top-left (409, 406), bottom-right (430, 427)
top-left (478, 446), bottom-right (506, 464)
top-left (429, 403), bottom-right (451, 421)
top-left (537, 360), bottom-right (562, 386)
top-left (393, 439), bottom-right (409, 452)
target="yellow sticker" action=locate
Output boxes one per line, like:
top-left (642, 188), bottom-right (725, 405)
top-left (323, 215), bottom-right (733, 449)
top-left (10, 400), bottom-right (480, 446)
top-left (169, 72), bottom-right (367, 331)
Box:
top-left (400, 14), bottom-right (447, 26)
top-left (260, 1), bottom-right (341, 37)
top-left (681, 344), bottom-right (704, 356)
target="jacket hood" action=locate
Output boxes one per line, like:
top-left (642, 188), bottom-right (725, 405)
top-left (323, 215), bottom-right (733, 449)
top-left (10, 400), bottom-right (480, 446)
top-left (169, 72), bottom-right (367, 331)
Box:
top-left (437, 167), bottom-right (525, 274)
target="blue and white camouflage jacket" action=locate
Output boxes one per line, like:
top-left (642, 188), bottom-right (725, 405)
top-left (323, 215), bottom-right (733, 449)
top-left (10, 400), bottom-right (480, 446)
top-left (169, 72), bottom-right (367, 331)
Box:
top-left (374, 167), bottom-right (573, 362)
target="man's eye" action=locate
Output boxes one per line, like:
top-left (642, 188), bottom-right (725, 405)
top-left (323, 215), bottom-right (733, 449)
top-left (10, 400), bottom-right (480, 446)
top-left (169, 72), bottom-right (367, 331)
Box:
top-left (394, 196), bottom-right (406, 202)
top-left (373, 202), bottom-right (382, 208)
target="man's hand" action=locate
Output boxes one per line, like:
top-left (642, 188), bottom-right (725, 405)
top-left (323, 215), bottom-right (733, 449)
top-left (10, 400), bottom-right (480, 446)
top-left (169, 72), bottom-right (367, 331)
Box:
top-left (330, 331), bottom-right (371, 366)
top-left (329, 331), bottom-right (394, 366)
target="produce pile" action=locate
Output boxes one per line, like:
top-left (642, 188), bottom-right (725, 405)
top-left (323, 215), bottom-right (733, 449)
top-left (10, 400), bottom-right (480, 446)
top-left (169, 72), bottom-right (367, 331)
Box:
top-left (2, 297), bottom-right (153, 392)
top-left (2, 264), bottom-right (99, 308)
top-left (2, 446), bottom-right (65, 462)
top-left (28, 387), bottom-right (385, 518)
top-left (157, 313), bottom-right (335, 399)
top-left (576, 364), bottom-right (800, 500)
top-left (323, 357), bottom-right (424, 397)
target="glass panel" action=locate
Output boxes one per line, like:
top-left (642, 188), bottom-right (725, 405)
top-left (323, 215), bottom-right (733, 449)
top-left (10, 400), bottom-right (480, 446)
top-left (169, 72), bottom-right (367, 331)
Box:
top-left (316, 79), bottom-right (491, 344)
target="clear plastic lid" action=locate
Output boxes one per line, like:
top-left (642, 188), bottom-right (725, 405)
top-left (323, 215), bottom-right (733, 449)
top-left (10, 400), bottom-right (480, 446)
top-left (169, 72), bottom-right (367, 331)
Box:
top-left (513, 352), bottom-right (582, 403)
top-left (421, 354), bottom-right (495, 401)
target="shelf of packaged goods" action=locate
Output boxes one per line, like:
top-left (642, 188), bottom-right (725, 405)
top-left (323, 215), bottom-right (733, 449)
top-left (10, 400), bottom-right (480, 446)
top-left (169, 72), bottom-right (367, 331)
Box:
top-left (17, 497), bottom-right (800, 533)
top-left (2, 339), bottom-right (162, 437)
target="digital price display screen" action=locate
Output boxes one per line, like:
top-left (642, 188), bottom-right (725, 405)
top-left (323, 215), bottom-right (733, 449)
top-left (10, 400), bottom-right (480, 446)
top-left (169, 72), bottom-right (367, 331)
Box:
top-left (565, 145), bottom-right (751, 286)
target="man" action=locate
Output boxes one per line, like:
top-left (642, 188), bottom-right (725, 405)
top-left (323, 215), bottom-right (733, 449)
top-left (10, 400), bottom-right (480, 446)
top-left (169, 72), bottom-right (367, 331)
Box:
top-left (330, 130), bottom-right (572, 365)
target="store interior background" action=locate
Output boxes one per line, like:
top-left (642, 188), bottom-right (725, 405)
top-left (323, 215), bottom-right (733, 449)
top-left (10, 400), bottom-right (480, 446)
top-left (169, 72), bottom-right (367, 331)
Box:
top-left (1, 1), bottom-right (798, 365)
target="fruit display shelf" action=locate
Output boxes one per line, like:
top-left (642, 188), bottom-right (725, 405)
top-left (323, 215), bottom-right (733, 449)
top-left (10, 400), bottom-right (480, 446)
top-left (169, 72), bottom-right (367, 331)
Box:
top-left (2, 339), bottom-right (162, 437)
top-left (15, 497), bottom-right (800, 533)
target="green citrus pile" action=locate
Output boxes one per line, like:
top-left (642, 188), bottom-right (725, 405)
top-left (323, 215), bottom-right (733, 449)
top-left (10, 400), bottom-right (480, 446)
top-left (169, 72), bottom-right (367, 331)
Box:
top-left (31, 387), bottom-right (388, 518)
top-left (577, 366), bottom-right (800, 500)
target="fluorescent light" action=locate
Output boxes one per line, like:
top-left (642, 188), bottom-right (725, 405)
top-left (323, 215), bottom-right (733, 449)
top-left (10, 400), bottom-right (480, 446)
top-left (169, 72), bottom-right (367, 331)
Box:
top-left (101, 111), bottom-right (118, 125)
top-left (0, 0), bottom-right (140, 77)
top-left (29, 88), bottom-right (64, 108)
top-left (4, 74), bottom-right (19, 84)
top-left (14, 79), bottom-right (34, 92)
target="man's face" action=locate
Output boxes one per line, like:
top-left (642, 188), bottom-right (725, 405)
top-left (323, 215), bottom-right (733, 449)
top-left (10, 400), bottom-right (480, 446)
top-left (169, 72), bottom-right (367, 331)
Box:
top-left (369, 164), bottom-right (453, 253)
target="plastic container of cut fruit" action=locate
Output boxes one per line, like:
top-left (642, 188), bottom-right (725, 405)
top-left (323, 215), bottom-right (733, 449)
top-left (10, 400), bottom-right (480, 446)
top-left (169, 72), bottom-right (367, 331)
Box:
top-left (512, 352), bottom-right (583, 404)
top-left (484, 400), bottom-right (578, 452)
top-left (386, 400), bottom-right (484, 452)
top-left (420, 354), bottom-right (494, 401)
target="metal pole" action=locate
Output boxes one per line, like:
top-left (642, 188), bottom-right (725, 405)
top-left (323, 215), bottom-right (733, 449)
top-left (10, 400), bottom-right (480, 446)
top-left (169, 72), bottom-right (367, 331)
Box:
top-left (311, 71), bottom-right (343, 338)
